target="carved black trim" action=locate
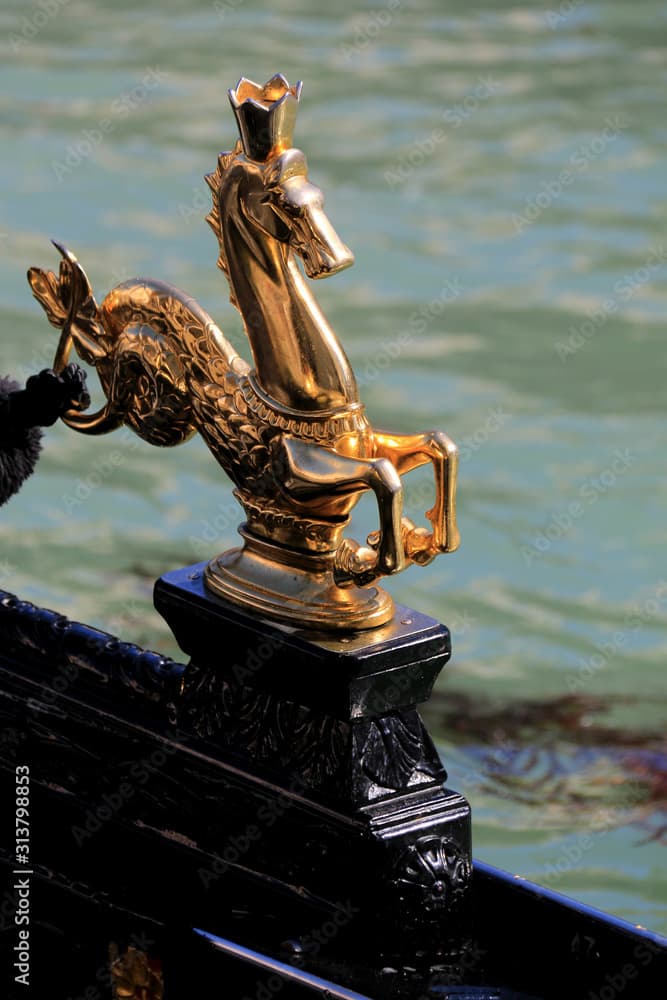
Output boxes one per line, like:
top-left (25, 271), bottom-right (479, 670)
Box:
top-left (393, 834), bottom-right (472, 919)
top-left (178, 660), bottom-right (447, 803)
top-left (353, 713), bottom-right (444, 794)
top-left (178, 661), bottom-right (348, 788)
top-left (0, 589), bottom-right (185, 711)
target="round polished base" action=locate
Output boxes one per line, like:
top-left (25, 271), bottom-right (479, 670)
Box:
top-left (204, 530), bottom-right (394, 631)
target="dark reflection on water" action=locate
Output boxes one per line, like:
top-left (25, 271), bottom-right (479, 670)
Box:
top-left (425, 691), bottom-right (667, 845)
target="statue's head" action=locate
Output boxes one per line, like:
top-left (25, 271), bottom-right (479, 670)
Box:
top-left (213, 74), bottom-right (354, 279)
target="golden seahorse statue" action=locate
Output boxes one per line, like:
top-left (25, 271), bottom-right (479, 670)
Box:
top-left (27, 74), bottom-right (459, 630)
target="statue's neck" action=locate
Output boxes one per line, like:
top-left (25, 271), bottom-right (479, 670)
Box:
top-left (224, 219), bottom-right (358, 413)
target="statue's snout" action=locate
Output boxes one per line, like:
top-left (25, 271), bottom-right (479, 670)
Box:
top-left (301, 204), bottom-right (355, 279)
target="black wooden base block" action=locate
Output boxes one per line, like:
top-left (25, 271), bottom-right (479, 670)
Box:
top-left (154, 562), bottom-right (473, 949)
top-left (154, 561), bottom-right (452, 719)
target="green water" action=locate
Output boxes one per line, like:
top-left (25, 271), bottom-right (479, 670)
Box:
top-left (1, 0), bottom-right (665, 934)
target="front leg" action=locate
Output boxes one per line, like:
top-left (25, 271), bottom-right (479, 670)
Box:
top-left (372, 429), bottom-right (460, 554)
top-left (274, 436), bottom-right (407, 577)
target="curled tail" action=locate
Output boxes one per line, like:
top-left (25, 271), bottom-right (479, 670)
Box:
top-left (27, 243), bottom-right (247, 445)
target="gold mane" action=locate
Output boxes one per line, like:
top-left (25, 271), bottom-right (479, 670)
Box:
top-left (204, 139), bottom-right (243, 309)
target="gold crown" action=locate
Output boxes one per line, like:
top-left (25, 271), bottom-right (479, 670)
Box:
top-left (228, 74), bottom-right (302, 162)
